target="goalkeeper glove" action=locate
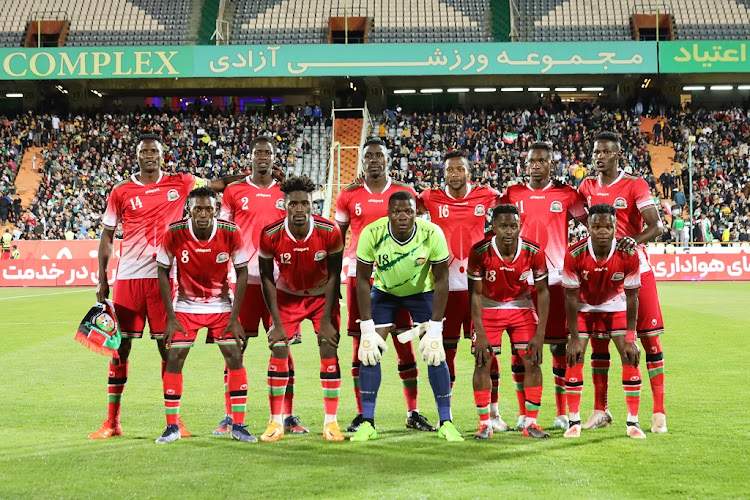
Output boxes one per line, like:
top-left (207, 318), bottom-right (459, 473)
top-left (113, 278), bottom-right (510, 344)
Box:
top-left (418, 320), bottom-right (446, 366)
top-left (358, 319), bottom-right (387, 366)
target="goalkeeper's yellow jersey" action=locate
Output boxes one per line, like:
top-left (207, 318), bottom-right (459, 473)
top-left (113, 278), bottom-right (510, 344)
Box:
top-left (356, 217), bottom-right (449, 297)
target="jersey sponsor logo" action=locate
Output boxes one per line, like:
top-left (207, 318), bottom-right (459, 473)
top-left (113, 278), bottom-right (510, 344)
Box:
top-left (549, 201), bottom-right (563, 213)
top-left (474, 204), bottom-right (486, 216)
top-left (314, 250), bottom-right (327, 261)
top-left (519, 270), bottom-right (531, 281)
top-left (256, 193), bottom-right (271, 198)
top-left (196, 248), bottom-right (212, 253)
top-left (145, 187), bottom-right (160, 194)
top-left (612, 272), bottom-right (624, 280)
top-left (167, 189), bottom-right (179, 202)
top-left (594, 267), bottom-right (608, 272)
top-left (498, 266), bottom-right (514, 272)
top-left (216, 252), bottom-right (230, 263)
top-left (530, 195), bottom-right (546, 200)
top-left (275, 199), bottom-right (285, 209)
top-left (367, 199), bottom-right (384, 203)
top-left (613, 197), bottom-right (628, 209)
top-left (293, 247), bottom-right (309, 252)
top-left (415, 257), bottom-right (426, 266)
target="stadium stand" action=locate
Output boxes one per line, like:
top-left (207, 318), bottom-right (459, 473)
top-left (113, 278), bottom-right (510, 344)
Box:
top-left (4, 108), bottom-right (329, 240)
top-left (515, 0), bottom-right (750, 42)
top-left (230, 0), bottom-right (492, 44)
top-left (0, 0), bottom-right (194, 47)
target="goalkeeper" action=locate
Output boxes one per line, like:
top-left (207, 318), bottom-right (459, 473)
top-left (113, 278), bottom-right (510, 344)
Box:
top-left (353, 191), bottom-right (462, 442)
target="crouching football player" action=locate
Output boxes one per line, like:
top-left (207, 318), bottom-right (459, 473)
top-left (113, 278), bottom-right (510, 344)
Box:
top-left (155, 187), bottom-right (255, 443)
top-left (562, 203), bottom-right (645, 439)
top-left (468, 205), bottom-right (550, 439)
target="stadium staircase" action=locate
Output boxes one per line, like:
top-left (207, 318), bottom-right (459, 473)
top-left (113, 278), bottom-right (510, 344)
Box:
top-left (1, 147), bottom-right (43, 232)
top-left (640, 117), bottom-right (675, 181)
top-left (331, 117), bottom-right (364, 205)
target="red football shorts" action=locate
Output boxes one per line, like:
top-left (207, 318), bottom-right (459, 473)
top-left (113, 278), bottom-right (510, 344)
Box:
top-left (471, 308), bottom-right (538, 356)
top-left (275, 289), bottom-right (340, 344)
top-left (346, 277), bottom-right (410, 335)
top-left (444, 290), bottom-right (472, 342)
top-left (238, 283), bottom-right (270, 336)
top-left (112, 278), bottom-right (171, 339)
top-left (636, 270), bottom-right (664, 337)
top-left (577, 310), bottom-right (627, 339)
top-left (531, 284), bottom-right (567, 344)
top-left (170, 312), bottom-right (237, 347)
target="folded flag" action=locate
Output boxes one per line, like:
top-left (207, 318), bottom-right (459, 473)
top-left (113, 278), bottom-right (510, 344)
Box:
top-left (74, 299), bottom-right (121, 358)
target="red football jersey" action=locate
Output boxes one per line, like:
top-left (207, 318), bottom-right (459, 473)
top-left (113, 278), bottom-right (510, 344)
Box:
top-left (219, 177), bottom-right (285, 283)
top-left (500, 181), bottom-right (587, 285)
top-left (562, 237), bottom-right (641, 312)
top-left (467, 236), bottom-right (548, 309)
top-left (156, 219), bottom-right (248, 313)
top-left (102, 172), bottom-right (207, 279)
top-left (259, 215), bottom-right (344, 295)
top-left (335, 178), bottom-right (416, 277)
top-left (578, 172), bottom-right (655, 272)
top-left (420, 184), bottom-right (500, 291)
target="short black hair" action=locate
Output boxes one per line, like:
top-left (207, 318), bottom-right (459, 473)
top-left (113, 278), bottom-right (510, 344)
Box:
top-left (138, 133), bottom-right (161, 143)
top-left (389, 190), bottom-right (415, 205)
top-left (594, 131), bottom-right (621, 145)
top-left (492, 203), bottom-right (519, 222)
top-left (187, 186), bottom-right (217, 203)
top-left (251, 135), bottom-right (277, 152)
top-left (588, 203), bottom-right (616, 217)
top-left (363, 138), bottom-right (386, 150)
top-left (442, 150), bottom-right (470, 164)
top-left (528, 142), bottom-right (553, 155)
top-left (280, 175), bottom-right (316, 195)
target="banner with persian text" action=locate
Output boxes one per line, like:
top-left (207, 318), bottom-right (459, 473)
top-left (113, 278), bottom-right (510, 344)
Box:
top-left (659, 40), bottom-right (750, 73)
top-left (0, 42), bottom-right (657, 80)
top-left (0, 259), bottom-right (117, 287)
top-left (650, 254), bottom-right (750, 281)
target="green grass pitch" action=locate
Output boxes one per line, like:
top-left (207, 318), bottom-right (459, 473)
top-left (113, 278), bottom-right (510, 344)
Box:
top-left (0, 283), bottom-right (747, 499)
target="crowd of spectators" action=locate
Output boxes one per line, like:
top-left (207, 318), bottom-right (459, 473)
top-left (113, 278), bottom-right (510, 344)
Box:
top-left (2, 101), bottom-right (750, 245)
top-left (5, 107), bottom-right (326, 240)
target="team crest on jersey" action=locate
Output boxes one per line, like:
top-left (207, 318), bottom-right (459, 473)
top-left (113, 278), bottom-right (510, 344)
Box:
top-left (519, 270), bottom-right (531, 281)
top-left (613, 197), bottom-right (628, 209)
top-left (167, 189), bottom-right (179, 202)
top-left (216, 252), bottom-right (230, 263)
top-left (611, 272), bottom-right (624, 281)
top-left (415, 257), bottom-right (427, 266)
top-left (275, 198), bottom-right (285, 210)
top-left (314, 250), bottom-right (327, 261)
top-left (549, 201), bottom-right (563, 213)
top-left (474, 204), bottom-right (486, 216)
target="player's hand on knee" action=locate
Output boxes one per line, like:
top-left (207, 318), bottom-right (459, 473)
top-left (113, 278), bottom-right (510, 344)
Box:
top-left (472, 331), bottom-right (491, 367)
top-left (225, 318), bottom-right (246, 349)
top-left (317, 321), bottom-right (340, 348)
top-left (528, 336), bottom-right (544, 367)
top-left (624, 341), bottom-right (641, 367)
top-left (267, 323), bottom-right (289, 349)
top-left (358, 320), bottom-right (387, 366)
top-left (566, 338), bottom-right (585, 367)
top-left (164, 316), bottom-right (186, 350)
top-left (419, 320), bottom-right (446, 366)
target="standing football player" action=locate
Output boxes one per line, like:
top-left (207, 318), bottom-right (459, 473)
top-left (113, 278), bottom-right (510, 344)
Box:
top-left (213, 136), bottom-right (306, 436)
top-left (155, 187), bottom-right (254, 443)
top-left (419, 150), bottom-right (508, 431)
top-left (468, 205), bottom-right (550, 439)
top-left (336, 138), bottom-right (435, 433)
top-left (89, 134), bottom-right (241, 440)
top-left (258, 176), bottom-right (345, 442)
top-left (352, 191), bottom-right (463, 442)
top-left (579, 132), bottom-right (667, 433)
top-left (499, 142), bottom-right (588, 431)
top-left (562, 203), bottom-right (645, 439)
